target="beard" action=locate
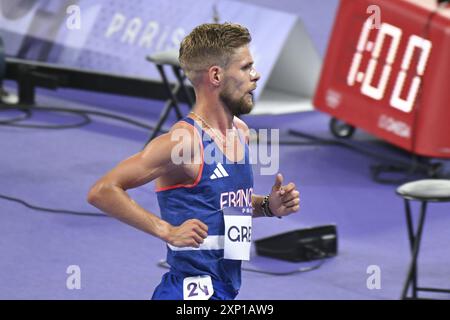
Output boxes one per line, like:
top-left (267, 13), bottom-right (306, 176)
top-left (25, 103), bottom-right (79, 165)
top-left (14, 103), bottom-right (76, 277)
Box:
top-left (219, 85), bottom-right (254, 117)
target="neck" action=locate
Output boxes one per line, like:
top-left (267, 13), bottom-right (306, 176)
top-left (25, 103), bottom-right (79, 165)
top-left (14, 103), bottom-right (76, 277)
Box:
top-left (191, 94), bottom-right (234, 133)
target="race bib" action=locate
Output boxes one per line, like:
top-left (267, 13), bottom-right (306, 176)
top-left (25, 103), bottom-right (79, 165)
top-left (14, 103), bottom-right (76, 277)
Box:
top-left (223, 206), bottom-right (253, 261)
top-left (183, 275), bottom-right (214, 300)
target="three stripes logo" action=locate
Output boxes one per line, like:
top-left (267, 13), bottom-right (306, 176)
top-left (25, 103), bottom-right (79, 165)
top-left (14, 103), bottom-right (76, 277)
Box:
top-left (210, 163), bottom-right (229, 180)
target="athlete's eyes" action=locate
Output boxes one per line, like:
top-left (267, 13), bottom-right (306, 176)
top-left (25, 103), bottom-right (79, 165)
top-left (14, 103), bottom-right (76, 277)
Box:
top-left (242, 63), bottom-right (253, 71)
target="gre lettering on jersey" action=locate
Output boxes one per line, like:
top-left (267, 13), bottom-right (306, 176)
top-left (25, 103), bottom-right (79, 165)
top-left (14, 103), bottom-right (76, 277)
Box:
top-left (223, 207), bottom-right (252, 261)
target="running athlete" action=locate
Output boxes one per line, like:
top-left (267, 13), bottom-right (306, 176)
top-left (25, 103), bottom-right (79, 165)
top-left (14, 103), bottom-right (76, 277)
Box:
top-left (87, 23), bottom-right (300, 300)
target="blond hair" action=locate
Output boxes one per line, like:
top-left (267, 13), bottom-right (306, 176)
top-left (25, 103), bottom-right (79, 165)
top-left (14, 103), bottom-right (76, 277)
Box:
top-left (179, 23), bottom-right (251, 84)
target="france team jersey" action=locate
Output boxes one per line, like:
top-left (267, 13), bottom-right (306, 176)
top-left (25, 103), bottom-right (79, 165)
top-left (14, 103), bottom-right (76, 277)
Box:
top-left (153, 117), bottom-right (253, 300)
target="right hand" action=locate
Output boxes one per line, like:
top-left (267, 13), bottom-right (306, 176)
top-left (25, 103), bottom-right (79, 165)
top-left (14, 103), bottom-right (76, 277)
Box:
top-left (166, 219), bottom-right (208, 248)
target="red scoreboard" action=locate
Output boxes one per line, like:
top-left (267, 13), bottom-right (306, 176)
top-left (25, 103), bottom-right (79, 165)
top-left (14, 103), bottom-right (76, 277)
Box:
top-left (314, 0), bottom-right (450, 158)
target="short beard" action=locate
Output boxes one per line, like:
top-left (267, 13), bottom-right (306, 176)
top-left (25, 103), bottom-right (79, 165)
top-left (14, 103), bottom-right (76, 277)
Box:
top-left (219, 88), bottom-right (254, 117)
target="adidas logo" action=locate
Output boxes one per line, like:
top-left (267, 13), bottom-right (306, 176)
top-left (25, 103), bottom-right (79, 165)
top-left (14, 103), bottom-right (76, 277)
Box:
top-left (210, 163), bottom-right (229, 180)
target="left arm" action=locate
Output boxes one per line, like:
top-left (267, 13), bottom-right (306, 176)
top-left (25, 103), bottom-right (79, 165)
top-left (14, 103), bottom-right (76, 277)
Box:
top-left (233, 117), bottom-right (300, 219)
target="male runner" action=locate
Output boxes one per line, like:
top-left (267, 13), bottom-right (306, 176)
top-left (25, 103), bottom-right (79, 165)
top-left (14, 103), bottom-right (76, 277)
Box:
top-left (88, 23), bottom-right (300, 300)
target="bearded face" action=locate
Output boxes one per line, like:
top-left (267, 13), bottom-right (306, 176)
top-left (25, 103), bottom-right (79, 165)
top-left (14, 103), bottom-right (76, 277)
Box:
top-left (219, 76), bottom-right (255, 116)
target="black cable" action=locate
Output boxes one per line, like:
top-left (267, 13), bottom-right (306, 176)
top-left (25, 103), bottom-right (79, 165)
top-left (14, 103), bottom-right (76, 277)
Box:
top-left (157, 253), bottom-right (328, 276)
top-left (0, 102), bottom-right (164, 217)
top-left (1, 105), bottom-right (91, 129)
top-left (0, 102), bottom-right (162, 131)
top-left (277, 141), bottom-right (326, 146)
top-left (0, 105), bottom-right (32, 124)
top-left (259, 138), bottom-right (338, 146)
top-left (0, 193), bottom-right (108, 217)
top-left (0, 100), bottom-right (171, 217)
top-left (76, 107), bottom-right (156, 130)
top-left (289, 129), bottom-right (414, 167)
top-left (241, 260), bottom-right (325, 276)
top-left (289, 128), bottom-right (450, 182)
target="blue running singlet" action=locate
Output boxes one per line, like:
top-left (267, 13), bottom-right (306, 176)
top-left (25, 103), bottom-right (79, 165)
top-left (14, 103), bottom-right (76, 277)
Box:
top-left (152, 116), bottom-right (253, 300)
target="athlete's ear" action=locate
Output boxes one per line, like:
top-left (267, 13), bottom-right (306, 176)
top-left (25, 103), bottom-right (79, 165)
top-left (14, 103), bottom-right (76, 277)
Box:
top-left (208, 66), bottom-right (223, 87)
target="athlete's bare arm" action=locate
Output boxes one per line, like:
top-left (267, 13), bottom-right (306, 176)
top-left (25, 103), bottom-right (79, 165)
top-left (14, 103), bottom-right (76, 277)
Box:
top-left (87, 122), bottom-right (208, 248)
top-left (233, 117), bottom-right (300, 218)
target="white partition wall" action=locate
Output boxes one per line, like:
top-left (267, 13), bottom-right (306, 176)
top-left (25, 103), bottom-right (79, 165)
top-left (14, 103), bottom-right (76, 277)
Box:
top-left (252, 18), bottom-right (322, 114)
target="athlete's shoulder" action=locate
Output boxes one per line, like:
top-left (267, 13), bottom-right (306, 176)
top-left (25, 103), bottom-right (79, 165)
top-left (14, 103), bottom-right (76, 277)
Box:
top-left (170, 118), bottom-right (197, 131)
top-left (167, 118), bottom-right (199, 141)
top-left (167, 118), bottom-right (202, 159)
